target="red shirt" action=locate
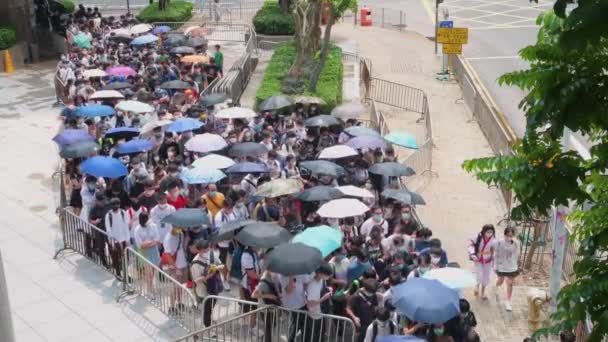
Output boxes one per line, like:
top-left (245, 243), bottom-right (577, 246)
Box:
top-left (166, 194), bottom-right (188, 210)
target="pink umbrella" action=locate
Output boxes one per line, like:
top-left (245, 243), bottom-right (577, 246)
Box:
top-left (106, 66), bottom-right (137, 77)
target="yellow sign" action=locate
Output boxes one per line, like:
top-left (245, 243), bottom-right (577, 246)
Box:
top-left (437, 27), bottom-right (469, 44)
top-left (442, 44), bottom-right (462, 54)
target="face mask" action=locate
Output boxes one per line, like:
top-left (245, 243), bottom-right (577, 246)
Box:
top-left (209, 191), bottom-right (217, 197)
top-left (373, 214), bottom-right (383, 222)
top-left (238, 202), bottom-right (245, 208)
top-left (505, 236), bottom-right (513, 243)
top-left (229, 138), bottom-right (237, 144)
top-left (401, 213), bottom-right (411, 220)
top-left (431, 256), bottom-right (441, 265)
top-left (485, 231), bottom-right (493, 239)
top-left (86, 182), bottom-right (96, 191)
top-left (160, 203), bottom-right (169, 209)
top-left (155, 133), bottom-right (164, 140)
top-left (433, 327), bottom-right (444, 336)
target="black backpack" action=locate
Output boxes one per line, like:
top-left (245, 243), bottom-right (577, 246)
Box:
top-left (372, 320), bottom-right (396, 342)
top-left (191, 251), bottom-right (223, 296)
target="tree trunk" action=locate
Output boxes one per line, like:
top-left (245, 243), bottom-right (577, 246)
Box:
top-left (308, 11), bottom-right (334, 92)
top-left (279, 0), bottom-right (291, 14)
top-left (290, 0), bottom-right (321, 78)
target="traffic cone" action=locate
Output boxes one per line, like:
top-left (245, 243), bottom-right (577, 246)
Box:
top-left (4, 50), bottom-right (14, 74)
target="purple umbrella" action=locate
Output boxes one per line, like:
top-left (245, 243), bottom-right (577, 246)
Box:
top-left (106, 66), bottom-right (137, 77)
top-left (346, 135), bottom-right (387, 150)
top-left (52, 129), bottom-right (95, 146)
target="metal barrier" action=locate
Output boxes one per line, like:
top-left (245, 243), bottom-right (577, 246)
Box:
top-left (118, 246), bottom-right (200, 331)
top-left (197, 0), bottom-right (263, 23)
top-left (369, 77), bottom-right (427, 116)
top-left (200, 295), bottom-right (260, 327)
top-left (343, 7), bottom-right (408, 32)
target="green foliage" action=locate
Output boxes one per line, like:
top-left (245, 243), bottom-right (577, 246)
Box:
top-left (255, 42), bottom-right (342, 111)
top-left (0, 26), bottom-right (17, 51)
top-left (326, 0), bottom-right (357, 20)
top-left (253, 1), bottom-right (295, 35)
top-left (60, 0), bottom-right (76, 13)
top-left (136, 1), bottom-right (193, 23)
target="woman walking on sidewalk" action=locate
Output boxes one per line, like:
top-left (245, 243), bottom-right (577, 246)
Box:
top-left (494, 227), bottom-right (520, 311)
top-left (468, 224), bottom-right (495, 300)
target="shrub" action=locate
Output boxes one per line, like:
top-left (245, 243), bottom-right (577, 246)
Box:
top-left (60, 0), bottom-right (76, 13)
top-left (137, 1), bottom-right (193, 23)
top-left (255, 42), bottom-right (343, 112)
top-left (0, 26), bottom-right (17, 51)
top-left (253, 1), bottom-right (295, 36)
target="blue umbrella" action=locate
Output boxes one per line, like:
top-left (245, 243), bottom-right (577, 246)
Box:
top-left (166, 118), bottom-right (204, 133)
top-left (53, 129), bottom-right (94, 145)
top-left (384, 132), bottom-right (418, 149)
top-left (225, 162), bottom-right (269, 174)
top-left (392, 278), bottom-right (460, 324)
top-left (292, 225), bottom-right (343, 257)
top-left (346, 135), bottom-right (387, 150)
top-left (180, 168), bottom-right (226, 184)
top-left (105, 127), bottom-right (140, 140)
top-left (80, 156), bottom-right (128, 178)
top-left (131, 33), bottom-right (159, 46)
top-left (153, 25), bottom-right (171, 34)
top-left (377, 336), bottom-right (427, 342)
top-left (74, 105), bottom-right (116, 118)
top-left (116, 139), bottom-right (155, 154)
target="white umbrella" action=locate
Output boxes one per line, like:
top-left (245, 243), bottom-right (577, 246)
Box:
top-left (111, 28), bottom-right (131, 36)
top-left (423, 267), bottom-right (477, 289)
top-left (83, 69), bottom-right (108, 78)
top-left (336, 185), bottom-right (375, 198)
top-left (116, 100), bottom-right (154, 113)
top-left (90, 90), bottom-right (125, 101)
top-left (318, 145), bottom-right (358, 159)
top-left (130, 23), bottom-right (153, 35)
top-left (185, 133), bottom-right (228, 153)
top-left (140, 119), bottom-right (172, 135)
top-left (192, 154), bottom-right (235, 169)
top-left (317, 198), bottom-right (370, 218)
top-left (184, 26), bottom-right (201, 35)
top-left (215, 107), bottom-right (257, 119)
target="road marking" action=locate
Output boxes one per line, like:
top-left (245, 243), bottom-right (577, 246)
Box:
top-left (466, 55), bottom-right (522, 60)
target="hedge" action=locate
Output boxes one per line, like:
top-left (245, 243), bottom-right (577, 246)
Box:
top-left (137, 1), bottom-right (193, 23)
top-left (60, 0), bottom-right (75, 13)
top-left (0, 26), bottom-right (17, 51)
top-left (255, 42), bottom-right (343, 112)
top-left (253, 1), bottom-right (295, 36)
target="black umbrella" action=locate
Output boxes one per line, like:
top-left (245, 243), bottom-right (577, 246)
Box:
top-left (188, 37), bottom-right (208, 48)
top-left (228, 142), bottom-right (269, 158)
top-left (299, 160), bottom-right (346, 177)
top-left (163, 33), bottom-right (188, 48)
top-left (161, 208), bottom-right (210, 228)
top-left (382, 188), bottom-right (426, 205)
top-left (170, 46), bottom-right (196, 55)
top-left (297, 186), bottom-right (344, 202)
top-left (104, 127), bottom-right (140, 141)
top-left (266, 243), bottom-right (323, 276)
top-left (212, 219), bottom-right (258, 242)
top-left (102, 82), bottom-right (133, 90)
top-left (159, 80), bottom-right (194, 90)
top-left (305, 115), bottom-right (342, 127)
top-left (259, 95), bottom-right (295, 111)
top-left (368, 162), bottom-right (416, 177)
top-left (235, 223), bottom-right (292, 249)
top-left (108, 34), bottom-right (133, 44)
top-left (199, 94), bottom-right (228, 107)
top-left (225, 162), bottom-right (269, 174)
top-left (59, 141), bottom-right (100, 159)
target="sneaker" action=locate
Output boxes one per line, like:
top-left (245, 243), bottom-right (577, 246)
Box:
top-left (505, 301), bottom-right (512, 312)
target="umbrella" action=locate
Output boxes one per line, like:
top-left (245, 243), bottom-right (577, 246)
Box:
top-left (105, 127), bottom-right (140, 140)
top-left (225, 162), bottom-right (269, 174)
top-left (159, 80), bottom-right (194, 90)
top-left (161, 208), bottom-right (210, 228)
top-left (108, 34), bottom-right (132, 44)
top-left (115, 139), bottom-right (155, 154)
top-left (102, 81), bottom-right (132, 90)
top-left (53, 129), bottom-right (94, 146)
top-left (299, 160), bottom-right (346, 177)
top-left (259, 95), bottom-right (295, 111)
top-left (318, 145), bottom-right (358, 159)
top-left (317, 198), bottom-right (370, 218)
top-left (166, 118), bottom-right (204, 133)
top-left (377, 336), bottom-right (427, 342)
top-left (292, 225), bottom-right (343, 257)
top-left (391, 278), bottom-right (460, 324)
top-left (331, 102), bottom-right (368, 119)
top-left (293, 95), bottom-right (326, 105)
top-left (336, 185), bottom-right (375, 199)
top-left (74, 105), bottom-right (116, 118)
top-left (199, 94), bottom-right (228, 107)
top-left (297, 186), bottom-right (343, 202)
top-left (266, 243), bottom-right (323, 276)
top-left (83, 69), bottom-right (107, 78)
top-left (131, 33), bottom-right (159, 46)
top-left (106, 66), bottom-right (137, 77)
top-left (369, 162), bottom-right (416, 177)
top-left (79, 156), bottom-right (128, 178)
top-left (184, 133), bottom-right (227, 153)
top-left (59, 141), bottom-right (99, 159)
top-left (73, 33), bottom-right (91, 49)
top-left (170, 46), bottom-right (196, 54)
top-left (186, 26), bottom-right (212, 37)
top-left (381, 188), bottom-right (426, 205)
top-left (181, 55), bottom-right (210, 64)
top-left (384, 132), bottom-right (418, 149)
top-left (130, 23), bottom-right (153, 35)
top-left (423, 267), bottom-right (477, 289)
top-left (212, 219), bottom-right (258, 242)
top-left (140, 119), bottom-right (173, 135)
top-left (116, 100), bottom-right (154, 113)
top-left (188, 37), bottom-right (208, 48)
top-left (305, 115), bottom-right (341, 127)
top-left (228, 142), bottom-right (268, 158)
top-left (110, 28), bottom-right (130, 36)
top-left (192, 154), bottom-right (235, 169)
top-left (89, 90), bottom-right (124, 101)
top-left (163, 33), bottom-right (188, 48)
top-left (235, 223), bottom-right (292, 249)
top-left (346, 135), bottom-right (387, 150)
top-left (180, 167), bottom-right (226, 184)
top-left (254, 178), bottom-right (302, 198)
top-left (152, 25), bottom-right (171, 34)
top-left (344, 126), bottom-right (381, 137)
top-left (215, 107), bottom-right (257, 119)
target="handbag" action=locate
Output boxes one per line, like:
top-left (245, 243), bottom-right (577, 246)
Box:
top-left (161, 234), bottom-right (182, 267)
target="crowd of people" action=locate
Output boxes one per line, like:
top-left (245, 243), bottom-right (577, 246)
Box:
top-left (54, 11), bottom-right (535, 342)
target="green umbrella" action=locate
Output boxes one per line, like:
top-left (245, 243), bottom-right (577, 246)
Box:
top-left (73, 33), bottom-right (91, 49)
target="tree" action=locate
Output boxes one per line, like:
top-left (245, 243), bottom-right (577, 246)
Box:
top-left (462, 5), bottom-right (608, 340)
top-left (279, 0), bottom-right (292, 14)
top-left (290, 0), bottom-right (322, 77)
top-left (308, 0), bottom-right (357, 92)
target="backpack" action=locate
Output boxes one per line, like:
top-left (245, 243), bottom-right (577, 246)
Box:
top-left (372, 320), bottom-right (396, 342)
top-left (230, 245), bottom-right (244, 281)
top-left (260, 279), bottom-right (281, 306)
top-left (191, 251), bottom-right (223, 296)
top-left (108, 210), bottom-right (126, 227)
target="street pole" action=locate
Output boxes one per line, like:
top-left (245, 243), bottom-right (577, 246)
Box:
top-left (434, 0), bottom-right (439, 55)
top-left (0, 250), bottom-right (15, 342)
top-left (126, 0), bottom-right (131, 15)
top-left (549, 206), bottom-right (567, 313)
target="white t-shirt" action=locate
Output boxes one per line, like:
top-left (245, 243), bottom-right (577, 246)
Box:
top-left (381, 234), bottom-right (412, 256)
top-left (150, 204), bottom-right (176, 241)
top-left (240, 250), bottom-right (260, 289)
top-left (163, 233), bottom-right (187, 269)
top-left (134, 223), bottom-right (160, 248)
top-left (214, 210), bottom-right (237, 248)
top-left (306, 278), bottom-right (324, 320)
top-left (360, 216), bottom-right (388, 237)
top-left (279, 274), bottom-right (309, 309)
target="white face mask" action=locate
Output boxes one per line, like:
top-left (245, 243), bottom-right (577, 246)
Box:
top-left (431, 256), bottom-right (441, 265)
top-left (484, 231), bottom-right (493, 239)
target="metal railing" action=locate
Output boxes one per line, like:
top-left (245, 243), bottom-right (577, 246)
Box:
top-left (343, 7), bottom-right (408, 32)
top-left (196, 0), bottom-right (264, 23)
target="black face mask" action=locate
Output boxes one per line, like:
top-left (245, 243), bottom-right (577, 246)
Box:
top-left (112, 206), bottom-right (120, 211)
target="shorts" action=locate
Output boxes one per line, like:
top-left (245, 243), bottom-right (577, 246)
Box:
top-left (496, 270), bottom-right (519, 278)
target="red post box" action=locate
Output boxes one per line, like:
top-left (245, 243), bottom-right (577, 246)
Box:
top-left (360, 7), bottom-right (372, 26)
